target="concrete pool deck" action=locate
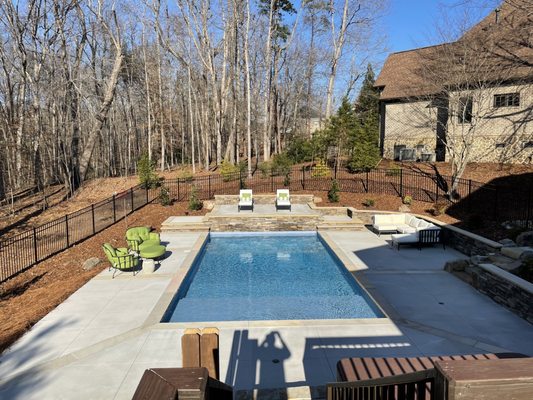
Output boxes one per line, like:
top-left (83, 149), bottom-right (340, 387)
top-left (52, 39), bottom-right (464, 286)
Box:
top-left (1, 230), bottom-right (533, 399)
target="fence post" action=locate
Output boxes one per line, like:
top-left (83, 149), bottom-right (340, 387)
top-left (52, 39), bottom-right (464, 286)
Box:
top-left (526, 188), bottom-right (532, 228)
top-left (494, 188), bottom-right (499, 219)
top-left (112, 194), bottom-right (116, 222)
top-left (177, 179), bottom-right (180, 201)
top-left (131, 188), bottom-right (134, 212)
top-left (302, 166), bottom-right (305, 190)
top-left (334, 163), bottom-right (338, 180)
top-left (467, 179), bottom-right (472, 211)
top-left (65, 215), bottom-right (70, 248)
top-left (271, 173), bottom-right (274, 192)
top-left (33, 227), bottom-right (38, 263)
top-left (146, 186), bottom-right (149, 205)
top-left (92, 204), bottom-right (96, 234)
top-left (209, 175), bottom-right (212, 196)
top-left (365, 170), bottom-right (369, 193)
top-left (399, 169), bottom-right (403, 198)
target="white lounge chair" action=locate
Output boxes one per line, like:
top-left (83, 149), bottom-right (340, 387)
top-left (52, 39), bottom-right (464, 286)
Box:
top-left (238, 189), bottom-right (253, 212)
top-left (276, 189), bottom-right (291, 211)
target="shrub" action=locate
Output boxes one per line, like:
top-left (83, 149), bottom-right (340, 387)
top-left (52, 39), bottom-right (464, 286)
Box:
top-left (188, 186), bottom-right (203, 211)
top-left (259, 161), bottom-right (271, 177)
top-left (363, 198), bottom-right (375, 207)
top-left (385, 164), bottom-right (401, 176)
top-left (271, 153), bottom-right (293, 176)
top-left (285, 137), bottom-right (313, 163)
top-left (430, 201), bottom-right (448, 216)
top-left (159, 185), bottom-right (172, 206)
top-left (328, 179), bottom-right (340, 203)
top-left (220, 160), bottom-right (240, 182)
top-left (311, 160), bottom-right (331, 178)
top-left (177, 169), bottom-right (194, 182)
top-left (283, 173), bottom-right (290, 187)
top-left (137, 153), bottom-right (161, 189)
top-left (402, 195), bottom-right (413, 205)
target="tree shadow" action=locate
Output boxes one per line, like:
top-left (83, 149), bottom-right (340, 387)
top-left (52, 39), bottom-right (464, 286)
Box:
top-left (0, 272), bottom-right (47, 301)
top-left (446, 172), bottom-right (533, 236)
top-left (0, 317), bottom-right (79, 399)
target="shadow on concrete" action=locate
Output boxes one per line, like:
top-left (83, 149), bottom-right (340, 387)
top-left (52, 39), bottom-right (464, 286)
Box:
top-left (0, 317), bottom-right (79, 399)
top-left (224, 329), bottom-right (434, 399)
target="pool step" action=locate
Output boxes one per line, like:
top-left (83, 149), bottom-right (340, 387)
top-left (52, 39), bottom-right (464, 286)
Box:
top-left (161, 216), bottom-right (210, 232)
top-left (317, 221), bottom-right (364, 231)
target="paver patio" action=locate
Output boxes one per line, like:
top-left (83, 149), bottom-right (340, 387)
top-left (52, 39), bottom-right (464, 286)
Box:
top-left (0, 229), bottom-right (532, 399)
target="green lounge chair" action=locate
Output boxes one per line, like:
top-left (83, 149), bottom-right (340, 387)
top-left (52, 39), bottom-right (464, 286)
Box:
top-left (126, 226), bottom-right (161, 252)
top-left (102, 243), bottom-right (140, 278)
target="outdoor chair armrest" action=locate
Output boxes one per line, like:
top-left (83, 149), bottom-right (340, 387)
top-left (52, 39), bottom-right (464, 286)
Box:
top-left (115, 253), bottom-right (138, 269)
top-left (127, 238), bottom-right (142, 251)
top-left (148, 232), bottom-right (160, 242)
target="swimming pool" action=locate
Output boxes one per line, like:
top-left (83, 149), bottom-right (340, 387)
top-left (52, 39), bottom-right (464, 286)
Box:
top-left (163, 232), bottom-right (384, 322)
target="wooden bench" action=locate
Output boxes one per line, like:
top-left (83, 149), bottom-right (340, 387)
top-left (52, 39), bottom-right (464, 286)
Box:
top-left (336, 353), bottom-right (525, 382)
top-left (331, 353), bottom-right (527, 400)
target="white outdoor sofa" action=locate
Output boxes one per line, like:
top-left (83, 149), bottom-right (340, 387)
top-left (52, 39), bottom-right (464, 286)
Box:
top-left (372, 213), bottom-right (437, 235)
top-left (371, 213), bottom-right (444, 250)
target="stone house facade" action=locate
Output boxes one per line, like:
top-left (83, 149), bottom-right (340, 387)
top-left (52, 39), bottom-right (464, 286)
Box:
top-left (375, 2), bottom-right (533, 164)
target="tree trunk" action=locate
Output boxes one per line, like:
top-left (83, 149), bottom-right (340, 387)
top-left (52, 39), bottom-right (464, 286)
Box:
top-left (79, 48), bottom-right (124, 181)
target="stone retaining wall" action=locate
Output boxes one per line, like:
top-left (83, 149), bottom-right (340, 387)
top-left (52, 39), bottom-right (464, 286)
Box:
top-left (465, 263), bottom-right (533, 324)
top-left (442, 227), bottom-right (502, 256)
top-left (208, 215), bottom-right (322, 231)
top-left (309, 203), bottom-right (348, 216)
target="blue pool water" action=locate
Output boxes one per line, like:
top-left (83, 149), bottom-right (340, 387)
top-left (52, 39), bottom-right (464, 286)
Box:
top-left (163, 232), bottom-right (384, 322)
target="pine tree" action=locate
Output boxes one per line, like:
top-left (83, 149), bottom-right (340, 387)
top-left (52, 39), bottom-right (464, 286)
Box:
top-left (326, 96), bottom-right (358, 169)
top-left (348, 64), bottom-right (381, 172)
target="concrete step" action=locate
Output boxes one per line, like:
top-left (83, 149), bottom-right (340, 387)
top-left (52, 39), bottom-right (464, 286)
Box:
top-left (161, 224), bottom-right (210, 232)
top-left (317, 220), bottom-right (364, 231)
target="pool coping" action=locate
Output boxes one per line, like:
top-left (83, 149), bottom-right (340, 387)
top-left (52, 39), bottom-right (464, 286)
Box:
top-left (144, 231), bottom-right (392, 328)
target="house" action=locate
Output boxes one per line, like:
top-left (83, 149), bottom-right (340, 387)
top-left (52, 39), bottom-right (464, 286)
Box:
top-left (375, 1), bottom-right (533, 164)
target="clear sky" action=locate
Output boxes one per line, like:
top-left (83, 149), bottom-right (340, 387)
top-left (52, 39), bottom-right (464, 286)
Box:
top-left (383, 0), bottom-right (497, 53)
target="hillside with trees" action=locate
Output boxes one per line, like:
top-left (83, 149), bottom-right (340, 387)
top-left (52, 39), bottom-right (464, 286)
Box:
top-left (0, 0), bottom-right (385, 200)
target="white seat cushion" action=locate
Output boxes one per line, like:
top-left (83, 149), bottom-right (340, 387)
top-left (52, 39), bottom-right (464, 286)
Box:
top-left (374, 224), bottom-right (398, 232)
top-left (397, 225), bottom-right (417, 234)
top-left (391, 233), bottom-right (418, 244)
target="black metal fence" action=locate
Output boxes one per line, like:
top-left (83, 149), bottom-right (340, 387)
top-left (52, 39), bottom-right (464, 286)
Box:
top-left (1, 167), bottom-right (531, 283)
top-left (0, 184), bottom-right (160, 282)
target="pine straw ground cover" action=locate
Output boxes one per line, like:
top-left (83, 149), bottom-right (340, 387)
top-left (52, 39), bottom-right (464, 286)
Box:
top-left (0, 202), bottom-right (206, 354)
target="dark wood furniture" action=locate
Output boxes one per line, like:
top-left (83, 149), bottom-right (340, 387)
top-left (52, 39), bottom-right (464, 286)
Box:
top-left (132, 367), bottom-right (233, 400)
top-left (330, 353), bottom-right (528, 400)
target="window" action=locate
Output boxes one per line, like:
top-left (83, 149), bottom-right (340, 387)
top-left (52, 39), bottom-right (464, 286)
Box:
top-left (524, 141), bottom-right (533, 148)
top-left (458, 97), bottom-right (473, 124)
top-left (494, 93), bottom-right (520, 108)
top-left (495, 143), bottom-right (506, 148)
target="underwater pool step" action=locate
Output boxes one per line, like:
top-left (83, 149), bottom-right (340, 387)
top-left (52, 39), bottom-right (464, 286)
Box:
top-left (165, 294), bottom-right (381, 322)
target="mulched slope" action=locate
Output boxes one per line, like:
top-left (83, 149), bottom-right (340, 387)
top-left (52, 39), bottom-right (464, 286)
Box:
top-left (0, 202), bottom-right (206, 354)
